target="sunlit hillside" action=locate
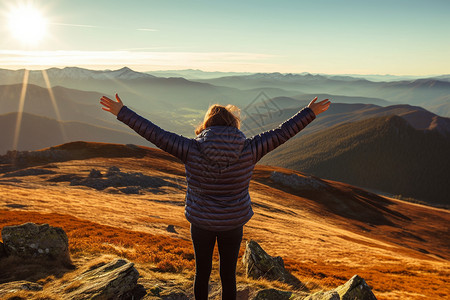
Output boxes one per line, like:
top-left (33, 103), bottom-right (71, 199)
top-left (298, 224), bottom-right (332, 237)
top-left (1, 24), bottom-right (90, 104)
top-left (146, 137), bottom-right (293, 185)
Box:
top-left (260, 115), bottom-right (450, 206)
top-left (1, 142), bottom-right (449, 299)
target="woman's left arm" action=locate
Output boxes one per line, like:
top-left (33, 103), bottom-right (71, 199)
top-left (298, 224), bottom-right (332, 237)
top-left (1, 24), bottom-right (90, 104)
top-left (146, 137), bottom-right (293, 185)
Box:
top-left (100, 94), bottom-right (192, 163)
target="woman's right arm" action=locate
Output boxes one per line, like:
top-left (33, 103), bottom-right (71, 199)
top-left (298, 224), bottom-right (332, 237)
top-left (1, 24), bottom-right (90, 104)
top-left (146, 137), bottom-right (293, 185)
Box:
top-left (100, 94), bottom-right (192, 163)
top-left (247, 97), bottom-right (330, 163)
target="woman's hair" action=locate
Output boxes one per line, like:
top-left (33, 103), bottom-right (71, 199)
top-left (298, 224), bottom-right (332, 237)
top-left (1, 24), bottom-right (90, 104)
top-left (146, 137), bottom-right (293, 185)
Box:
top-left (195, 104), bottom-right (241, 135)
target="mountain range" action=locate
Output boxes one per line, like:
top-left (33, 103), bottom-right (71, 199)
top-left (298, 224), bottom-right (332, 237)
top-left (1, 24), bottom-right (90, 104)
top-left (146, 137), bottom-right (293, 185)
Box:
top-left (2, 67), bottom-right (449, 117)
top-left (0, 66), bottom-right (449, 206)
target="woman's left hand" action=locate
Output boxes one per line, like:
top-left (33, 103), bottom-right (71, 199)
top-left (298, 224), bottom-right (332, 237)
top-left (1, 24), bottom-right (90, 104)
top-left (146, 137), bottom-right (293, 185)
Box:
top-left (100, 93), bottom-right (124, 116)
top-left (308, 97), bottom-right (331, 116)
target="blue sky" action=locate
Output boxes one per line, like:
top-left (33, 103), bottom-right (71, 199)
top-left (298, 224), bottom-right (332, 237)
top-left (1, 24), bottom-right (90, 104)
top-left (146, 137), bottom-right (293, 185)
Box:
top-left (1, 0), bottom-right (449, 75)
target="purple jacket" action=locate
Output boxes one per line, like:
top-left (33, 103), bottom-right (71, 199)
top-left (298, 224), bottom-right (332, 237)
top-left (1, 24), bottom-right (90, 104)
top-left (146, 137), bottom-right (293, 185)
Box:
top-left (117, 106), bottom-right (316, 231)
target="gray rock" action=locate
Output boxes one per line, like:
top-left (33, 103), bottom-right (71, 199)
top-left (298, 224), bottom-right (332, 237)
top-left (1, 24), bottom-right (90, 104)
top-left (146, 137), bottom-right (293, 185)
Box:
top-left (106, 166), bottom-right (121, 177)
top-left (0, 242), bottom-right (6, 258)
top-left (270, 171), bottom-right (327, 190)
top-left (304, 275), bottom-right (377, 300)
top-left (334, 274), bottom-right (377, 300)
top-left (0, 280), bottom-right (43, 298)
top-left (47, 174), bottom-right (82, 182)
top-left (236, 285), bottom-right (250, 300)
top-left (166, 225), bottom-right (177, 233)
top-left (304, 290), bottom-right (340, 300)
top-left (1, 222), bottom-right (71, 264)
top-left (148, 286), bottom-right (188, 299)
top-left (89, 169), bottom-right (103, 178)
top-left (119, 186), bottom-right (141, 194)
top-left (253, 288), bottom-right (292, 300)
top-left (242, 240), bottom-right (307, 290)
top-left (63, 258), bottom-right (140, 299)
top-left (70, 169), bottom-right (170, 191)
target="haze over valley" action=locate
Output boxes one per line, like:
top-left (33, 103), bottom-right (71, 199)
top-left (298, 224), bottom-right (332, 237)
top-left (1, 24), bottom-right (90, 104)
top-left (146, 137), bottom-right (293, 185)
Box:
top-left (1, 66), bottom-right (449, 207)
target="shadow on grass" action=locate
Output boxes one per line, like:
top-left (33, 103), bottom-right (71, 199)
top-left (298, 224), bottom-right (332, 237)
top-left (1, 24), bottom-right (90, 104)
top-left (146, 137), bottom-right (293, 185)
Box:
top-left (0, 256), bottom-right (75, 285)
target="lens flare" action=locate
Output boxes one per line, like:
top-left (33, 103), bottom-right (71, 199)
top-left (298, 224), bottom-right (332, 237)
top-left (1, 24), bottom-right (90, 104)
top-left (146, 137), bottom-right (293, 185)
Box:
top-left (13, 70), bottom-right (30, 151)
top-left (8, 4), bottom-right (47, 45)
top-left (41, 70), bottom-right (68, 142)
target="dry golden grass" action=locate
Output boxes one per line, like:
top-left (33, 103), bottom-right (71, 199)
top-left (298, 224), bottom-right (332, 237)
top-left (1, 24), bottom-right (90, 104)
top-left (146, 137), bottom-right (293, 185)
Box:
top-left (0, 147), bottom-right (449, 299)
top-left (0, 209), bottom-right (195, 274)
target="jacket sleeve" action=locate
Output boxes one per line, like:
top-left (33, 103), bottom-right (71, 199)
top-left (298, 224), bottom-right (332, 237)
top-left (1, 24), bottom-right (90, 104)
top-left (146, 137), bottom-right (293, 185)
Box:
top-left (247, 107), bottom-right (316, 163)
top-left (117, 106), bottom-right (192, 163)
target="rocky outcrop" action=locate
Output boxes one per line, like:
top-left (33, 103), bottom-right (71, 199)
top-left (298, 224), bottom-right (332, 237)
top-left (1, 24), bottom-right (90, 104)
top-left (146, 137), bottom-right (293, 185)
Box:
top-left (61, 258), bottom-right (142, 300)
top-left (270, 171), bottom-right (327, 190)
top-left (55, 166), bottom-right (180, 194)
top-left (243, 241), bottom-right (377, 299)
top-left (166, 225), bottom-right (177, 233)
top-left (236, 285), bottom-right (250, 300)
top-left (0, 242), bottom-right (6, 258)
top-left (334, 274), bottom-right (377, 300)
top-left (302, 275), bottom-right (377, 300)
top-left (304, 290), bottom-right (340, 300)
top-left (147, 285), bottom-right (189, 299)
top-left (242, 240), bottom-right (307, 290)
top-left (253, 288), bottom-right (293, 300)
top-left (1, 222), bottom-right (71, 264)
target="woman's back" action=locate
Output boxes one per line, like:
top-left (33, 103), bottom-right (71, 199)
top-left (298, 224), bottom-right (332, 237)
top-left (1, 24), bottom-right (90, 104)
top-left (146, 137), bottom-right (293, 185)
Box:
top-left (116, 104), bottom-right (316, 231)
top-left (185, 125), bottom-right (254, 231)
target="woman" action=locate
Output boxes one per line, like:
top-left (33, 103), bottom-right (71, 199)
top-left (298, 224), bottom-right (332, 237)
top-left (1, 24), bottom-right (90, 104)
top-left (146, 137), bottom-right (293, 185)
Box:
top-left (100, 94), bottom-right (330, 299)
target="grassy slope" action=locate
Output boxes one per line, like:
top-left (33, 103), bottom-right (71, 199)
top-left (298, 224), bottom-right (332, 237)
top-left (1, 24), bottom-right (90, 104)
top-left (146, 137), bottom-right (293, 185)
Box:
top-left (0, 143), bottom-right (449, 299)
top-left (260, 115), bottom-right (450, 205)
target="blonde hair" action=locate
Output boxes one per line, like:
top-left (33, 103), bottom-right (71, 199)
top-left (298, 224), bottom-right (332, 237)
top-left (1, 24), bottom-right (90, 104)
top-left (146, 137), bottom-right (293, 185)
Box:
top-left (195, 104), bottom-right (241, 135)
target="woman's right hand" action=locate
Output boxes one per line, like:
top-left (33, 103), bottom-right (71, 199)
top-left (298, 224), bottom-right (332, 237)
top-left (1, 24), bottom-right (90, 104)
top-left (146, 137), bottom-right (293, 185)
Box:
top-left (100, 93), bottom-right (124, 116)
top-left (308, 97), bottom-right (331, 116)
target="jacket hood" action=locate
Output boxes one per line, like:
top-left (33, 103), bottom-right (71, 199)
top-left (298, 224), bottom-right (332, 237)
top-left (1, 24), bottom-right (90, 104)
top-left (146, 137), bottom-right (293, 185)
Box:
top-left (196, 126), bottom-right (246, 167)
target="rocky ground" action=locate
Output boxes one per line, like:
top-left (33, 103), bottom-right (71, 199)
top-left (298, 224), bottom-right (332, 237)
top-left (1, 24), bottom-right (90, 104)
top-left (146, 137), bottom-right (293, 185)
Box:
top-left (0, 142), bottom-right (448, 299)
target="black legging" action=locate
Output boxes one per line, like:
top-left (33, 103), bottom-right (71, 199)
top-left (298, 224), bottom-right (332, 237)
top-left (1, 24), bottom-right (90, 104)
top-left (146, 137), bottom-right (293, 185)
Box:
top-left (190, 224), bottom-right (243, 300)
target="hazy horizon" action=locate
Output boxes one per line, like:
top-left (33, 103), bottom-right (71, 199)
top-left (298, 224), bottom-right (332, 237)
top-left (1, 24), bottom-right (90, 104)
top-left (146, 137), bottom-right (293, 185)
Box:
top-left (0, 65), bottom-right (448, 78)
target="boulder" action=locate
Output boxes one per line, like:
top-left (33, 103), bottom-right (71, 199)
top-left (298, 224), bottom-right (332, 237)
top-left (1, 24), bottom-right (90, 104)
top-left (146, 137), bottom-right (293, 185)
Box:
top-left (70, 168), bottom-right (170, 191)
top-left (334, 274), bottom-right (377, 300)
top-left (236, 285), bottom-right (250, 300)
top-left (304, 290), bottom-right (340, 300)
top-left (148, 285), bottom-right (188, 299)
top-left (1, 222), bottom-right (71, 264)
top-left (62, 258), bottom-right (140, 299)
top-left (242, 240), bottom-right (307, 290)
top-left (0, 242), bottom-right (6, 258)
top-left (0, 280), bottom-right (43, 298)
top-left (106, 166), bottom-right (121, 176)
top-left (252, 288), bottom-right (292, 300)
top-left (166, 225), bottom-right (177, 233)
top-left (89, 169), bottom-right (103, 178)
top-left (304, 275), bottom-right (377, 300)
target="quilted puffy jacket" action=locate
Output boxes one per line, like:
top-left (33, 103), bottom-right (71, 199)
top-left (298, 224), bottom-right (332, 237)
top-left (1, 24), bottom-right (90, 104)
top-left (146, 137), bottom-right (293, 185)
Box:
top-left (117, 106), bottom-right (316, 231)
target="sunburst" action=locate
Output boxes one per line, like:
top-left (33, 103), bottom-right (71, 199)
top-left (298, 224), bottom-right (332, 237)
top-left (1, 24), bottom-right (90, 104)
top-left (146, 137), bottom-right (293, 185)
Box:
top-left (7, 4), bottom-right (47, 45)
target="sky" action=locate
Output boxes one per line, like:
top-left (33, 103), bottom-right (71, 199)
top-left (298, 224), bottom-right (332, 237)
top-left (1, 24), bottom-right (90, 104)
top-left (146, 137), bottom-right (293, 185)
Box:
top-left (0, 0), bottom-right (449, 75)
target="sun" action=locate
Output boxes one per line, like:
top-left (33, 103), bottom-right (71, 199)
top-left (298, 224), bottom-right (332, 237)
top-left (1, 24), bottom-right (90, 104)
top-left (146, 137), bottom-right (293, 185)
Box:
top-left (8, 4), bottom-right (47, 45)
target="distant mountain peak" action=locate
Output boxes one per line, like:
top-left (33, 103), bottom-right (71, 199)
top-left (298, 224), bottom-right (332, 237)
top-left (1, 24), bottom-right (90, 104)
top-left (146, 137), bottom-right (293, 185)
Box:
top-left (21, 66), bottom-right (156, 81)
